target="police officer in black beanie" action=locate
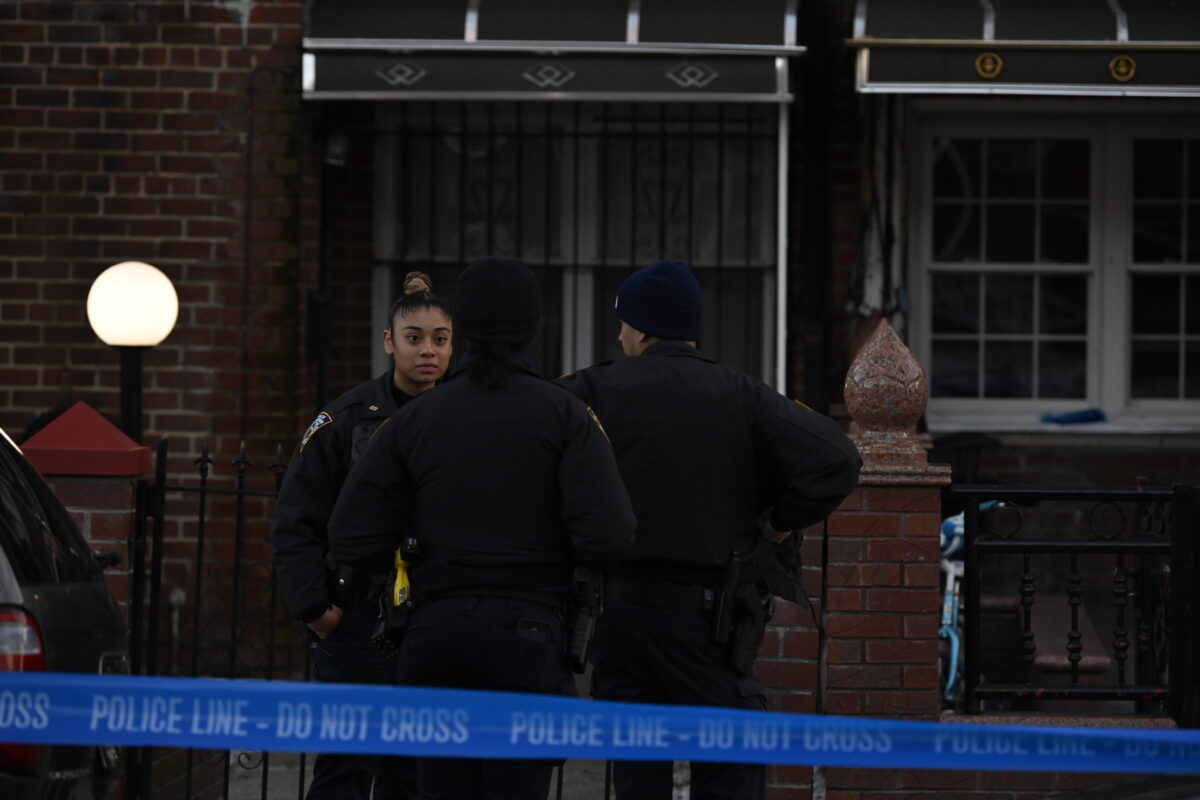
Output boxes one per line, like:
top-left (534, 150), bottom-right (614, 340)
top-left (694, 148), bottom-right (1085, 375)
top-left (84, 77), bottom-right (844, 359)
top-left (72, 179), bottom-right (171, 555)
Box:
top-left (558, 260), bottom-right (861, 800)
top-left (329, 256), bottom-right (636, 800)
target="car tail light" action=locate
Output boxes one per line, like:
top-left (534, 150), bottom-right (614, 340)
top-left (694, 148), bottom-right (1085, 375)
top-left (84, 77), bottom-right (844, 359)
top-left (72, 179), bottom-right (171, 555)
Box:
top-left (0, 607), bottom-right (45, 672)
top-left (0, 606), bottom-right (44, 773)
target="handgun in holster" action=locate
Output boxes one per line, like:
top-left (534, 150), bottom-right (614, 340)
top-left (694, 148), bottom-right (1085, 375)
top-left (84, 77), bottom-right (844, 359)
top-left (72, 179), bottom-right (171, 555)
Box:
top-left (370, 536), bottom-right (419, 658)
top-left (712, 552), bottom-right (775, 675)
top-left (712, 551), bottom-right (741, 645)
top-left (565, 567), bottom-right (602, 674)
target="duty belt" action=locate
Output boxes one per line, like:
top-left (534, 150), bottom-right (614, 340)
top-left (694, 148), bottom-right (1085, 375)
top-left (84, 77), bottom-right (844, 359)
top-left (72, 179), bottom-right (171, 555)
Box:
top-left (422, 586), bottom-right (568, 611)
top-left (604, 578), bottom-right (715, 614)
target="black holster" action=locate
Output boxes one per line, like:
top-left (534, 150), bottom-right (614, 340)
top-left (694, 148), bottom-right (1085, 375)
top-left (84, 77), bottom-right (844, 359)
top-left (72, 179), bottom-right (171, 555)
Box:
top-left (369, 536), bottom-right (420, 658)
top-left (728, 579), bottom-right (775, 675)
top-left (329, 563), bottom-right (367, 610)
top-left (564, 567), bottom-right (601, 674)
top-left (370, 592), bottom-right (411, 659)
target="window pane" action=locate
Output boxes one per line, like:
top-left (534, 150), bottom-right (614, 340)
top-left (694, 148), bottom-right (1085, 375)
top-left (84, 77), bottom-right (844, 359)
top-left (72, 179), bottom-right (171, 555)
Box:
top-left (984, 341), bottom-right (1033, 398)
top-left (987, 139), bottom-right (1036, 198)
top-left (1131, 274), bottom-right (1181, 335)
top-left (1133, 205), bottom-right (1184, 263)
top-left (1041, 140), bottom-right (1089, 200)
top-left (1188, 204), bottom-right (1200, 263)
top-left (931, 273), bottom-right (980, 333)
top-left (1131, 340), bottom-right (1179, 398)
top-left (986, 205), bottom-right (1035, 262)
top-left (1134, 139), bottom-right (1183, 199)
top-left (1040, 204), bottom-right (1089, 263)
top-left (1190, 140), bottom-right (1200, 199)
top-left (1040, 275), bottom-right (1088, 335)
top-left (933, 138), bottom-right (981, 199)
top-left (1039, 341), bottom-right (1087, 399)
top-left (934, 203), bottom-right (980, 262)
top-left (1187, 341), bottom-right (1200, 399)
top-left (931, 340), bottom-right (978, 397)
top-left (985, 274), bottom-right (1034, 334)
top-left (1188, 275), bottom-right (1200, 335)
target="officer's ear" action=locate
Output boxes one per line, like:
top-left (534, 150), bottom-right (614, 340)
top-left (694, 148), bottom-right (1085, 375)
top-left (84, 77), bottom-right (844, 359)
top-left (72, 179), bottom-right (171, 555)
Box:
top-left (383, 327), bottom-right (395, 354)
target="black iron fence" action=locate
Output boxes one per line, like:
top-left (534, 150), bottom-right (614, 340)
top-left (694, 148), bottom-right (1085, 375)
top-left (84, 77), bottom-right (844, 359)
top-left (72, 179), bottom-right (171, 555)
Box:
top-left (127, 438), bottom-right (305, 800)
top-left (123, 444), bottom-right (1200, 798)
top-left (947, 484), bottom-right (1199, 725)
top-left (124, 439), bottom-right (611, 800)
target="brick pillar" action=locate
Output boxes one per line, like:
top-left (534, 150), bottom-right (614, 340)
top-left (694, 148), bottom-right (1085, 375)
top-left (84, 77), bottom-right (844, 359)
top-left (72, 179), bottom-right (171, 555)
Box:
top-left (21, 401), bottom-right (151, 612)
top-left (824, 320), bottom-right (951, 796)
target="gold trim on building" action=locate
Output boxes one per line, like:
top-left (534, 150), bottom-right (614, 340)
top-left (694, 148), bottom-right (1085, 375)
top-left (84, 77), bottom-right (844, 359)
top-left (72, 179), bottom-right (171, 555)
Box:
top-left (1109, 54), bottom-right (1137, 82)
top-left (975, 52), bottom-right (1003, 79)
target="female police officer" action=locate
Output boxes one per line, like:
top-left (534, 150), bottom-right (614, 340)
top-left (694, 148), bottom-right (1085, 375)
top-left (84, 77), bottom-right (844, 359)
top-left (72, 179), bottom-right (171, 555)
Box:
top-left (271, 272), bottom-right (452, 800)
top-left (329, 256), bottom-right (635, 800)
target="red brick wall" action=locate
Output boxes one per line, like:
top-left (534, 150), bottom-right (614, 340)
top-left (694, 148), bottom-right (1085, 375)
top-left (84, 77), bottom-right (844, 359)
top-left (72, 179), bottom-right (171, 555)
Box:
top-left (758, 479), bottom-right (944, 799)
top-left (822, 485), bottom-right (942, 722)
top-left (47, 473), bottom-right (136, 607)
top-left (0, 0), bottom-right (313, 465)
top-left (0, 2), bottom-right (320, 720)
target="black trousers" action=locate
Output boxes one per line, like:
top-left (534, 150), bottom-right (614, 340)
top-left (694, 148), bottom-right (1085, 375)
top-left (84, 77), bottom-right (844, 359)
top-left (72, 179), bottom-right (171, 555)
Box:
top-left (397, 596), bottom-right (570, 800)
top-left (309, 596), bottom-right (417, 800)
top-left (591, 603), bottom-right (767, 800)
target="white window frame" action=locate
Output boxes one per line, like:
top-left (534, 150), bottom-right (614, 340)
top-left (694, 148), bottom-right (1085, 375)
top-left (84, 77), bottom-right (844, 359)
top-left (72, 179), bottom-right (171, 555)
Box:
top-left (910, 104), bottom-right (1200, 434)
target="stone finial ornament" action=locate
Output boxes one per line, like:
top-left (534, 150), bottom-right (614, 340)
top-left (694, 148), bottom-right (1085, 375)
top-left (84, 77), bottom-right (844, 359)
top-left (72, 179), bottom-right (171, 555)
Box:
top-left (844, 318), bottom-right (936, 473)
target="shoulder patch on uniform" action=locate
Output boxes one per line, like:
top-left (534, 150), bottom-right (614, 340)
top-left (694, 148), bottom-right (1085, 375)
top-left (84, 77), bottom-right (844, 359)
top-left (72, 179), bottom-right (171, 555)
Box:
top-left (299, 411), bottom-right (333, 452)
top-left (793, 399), bottom-right (814, 411)
top-left (586, 406), bottom-right (611, 444)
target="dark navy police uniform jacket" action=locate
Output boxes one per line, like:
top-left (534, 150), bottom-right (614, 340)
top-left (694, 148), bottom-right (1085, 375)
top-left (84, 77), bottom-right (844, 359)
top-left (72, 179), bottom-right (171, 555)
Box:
top-left (328, 360), bottom-right (635, 597)
top-left (271, 371), bottom-right (410, 625)
top-left (557, 340), bottom-right (861, 582)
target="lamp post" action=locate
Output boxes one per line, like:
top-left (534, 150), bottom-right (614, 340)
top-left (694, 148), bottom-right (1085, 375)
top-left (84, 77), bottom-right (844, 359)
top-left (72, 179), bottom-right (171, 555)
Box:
top-left (86, 261), bottom-right (179, 443)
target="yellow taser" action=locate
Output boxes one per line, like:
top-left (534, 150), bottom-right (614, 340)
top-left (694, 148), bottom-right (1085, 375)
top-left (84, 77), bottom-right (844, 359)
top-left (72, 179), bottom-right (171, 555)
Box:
top-left (392, 548), bottom-right (411, 607)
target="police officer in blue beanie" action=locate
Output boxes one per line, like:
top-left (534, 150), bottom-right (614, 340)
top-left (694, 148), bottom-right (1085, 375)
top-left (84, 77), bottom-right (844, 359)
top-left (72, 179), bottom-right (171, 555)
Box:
top-left (558, 260), bottom-right (861, 800)
top-left (329, 256), bottom-right (636, 800)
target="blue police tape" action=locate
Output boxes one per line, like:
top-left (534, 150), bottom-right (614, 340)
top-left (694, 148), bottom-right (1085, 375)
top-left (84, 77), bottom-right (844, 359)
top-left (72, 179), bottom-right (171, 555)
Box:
top-left (2, 672), bottom-right (1199, 772)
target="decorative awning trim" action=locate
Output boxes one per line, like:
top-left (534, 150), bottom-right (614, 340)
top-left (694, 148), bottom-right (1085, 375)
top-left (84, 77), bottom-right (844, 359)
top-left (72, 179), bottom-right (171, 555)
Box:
top-left (303, 0), bottom-right (803, 102)
top-left (851, 0), bottom-right (1200, 97)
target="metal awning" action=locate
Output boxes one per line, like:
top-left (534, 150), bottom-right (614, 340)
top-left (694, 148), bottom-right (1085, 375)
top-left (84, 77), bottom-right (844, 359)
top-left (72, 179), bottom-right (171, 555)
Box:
top-left (850, 0), bottom-right (1200, 97)
top-left (302, 0), bottom-right (803, 102)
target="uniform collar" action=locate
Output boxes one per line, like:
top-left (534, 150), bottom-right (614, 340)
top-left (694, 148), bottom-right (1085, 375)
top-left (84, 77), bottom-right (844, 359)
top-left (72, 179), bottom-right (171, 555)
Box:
top-left (642, 340), bottom-right (715, 363)
top-left (444, 354), bottom-right (543, 383)
top-left (369, 371), bottom-right (408, 415)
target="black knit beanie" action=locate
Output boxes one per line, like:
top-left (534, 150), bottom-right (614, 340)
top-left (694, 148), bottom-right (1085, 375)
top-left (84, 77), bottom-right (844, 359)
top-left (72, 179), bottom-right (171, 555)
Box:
top-left (614, 260), bottom-right (702, 341)
top-left (454, 256), bottom-right (541, 343)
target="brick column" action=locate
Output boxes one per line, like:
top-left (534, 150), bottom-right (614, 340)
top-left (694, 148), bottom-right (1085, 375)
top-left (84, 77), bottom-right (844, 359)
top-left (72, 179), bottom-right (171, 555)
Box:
top-left (21, 401), bottom-right (151, 612)
top-left (824, 320), bottom-right (951, 795)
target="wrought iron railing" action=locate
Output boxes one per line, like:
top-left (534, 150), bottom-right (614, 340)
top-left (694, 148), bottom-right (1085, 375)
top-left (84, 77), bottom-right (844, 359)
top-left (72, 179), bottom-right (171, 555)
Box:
top-left (947, 484), bottom-right (1198, 726)
top-left (124, 438), bottom-right (611, 799)
top-left (128, 438), bottom-right (302, 800)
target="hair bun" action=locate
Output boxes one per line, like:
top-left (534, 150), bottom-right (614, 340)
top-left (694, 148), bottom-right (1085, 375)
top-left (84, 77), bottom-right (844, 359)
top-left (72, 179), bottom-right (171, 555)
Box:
top-left (402, 271), bottom-right (433, 296)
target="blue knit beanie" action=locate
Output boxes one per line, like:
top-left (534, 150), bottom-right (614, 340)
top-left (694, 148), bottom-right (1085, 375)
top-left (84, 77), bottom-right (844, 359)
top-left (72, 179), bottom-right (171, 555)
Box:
top-left (614, 260), bottom-right (702, 341)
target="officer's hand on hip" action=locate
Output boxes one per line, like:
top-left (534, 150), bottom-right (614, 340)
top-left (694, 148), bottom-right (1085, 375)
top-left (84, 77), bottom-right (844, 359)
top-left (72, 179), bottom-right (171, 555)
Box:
top-left (307, 604), bottom-right (344, 639)
top-left (758, 508), bottom-right (793, 544)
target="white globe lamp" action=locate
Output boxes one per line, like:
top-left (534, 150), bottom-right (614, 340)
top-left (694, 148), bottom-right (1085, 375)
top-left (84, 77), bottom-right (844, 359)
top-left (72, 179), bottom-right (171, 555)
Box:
top-left (86, 261), bottom-right (179, 442)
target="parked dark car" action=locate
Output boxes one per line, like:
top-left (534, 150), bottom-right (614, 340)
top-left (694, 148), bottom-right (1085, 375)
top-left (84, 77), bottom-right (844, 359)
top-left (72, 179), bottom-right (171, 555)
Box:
top-left (0, 427), bottom-right (128, 799)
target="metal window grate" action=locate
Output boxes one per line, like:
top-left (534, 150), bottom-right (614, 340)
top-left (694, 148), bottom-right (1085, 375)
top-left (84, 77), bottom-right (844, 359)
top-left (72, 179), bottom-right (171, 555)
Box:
top-left (378, 101), bottom-right (779, 379)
